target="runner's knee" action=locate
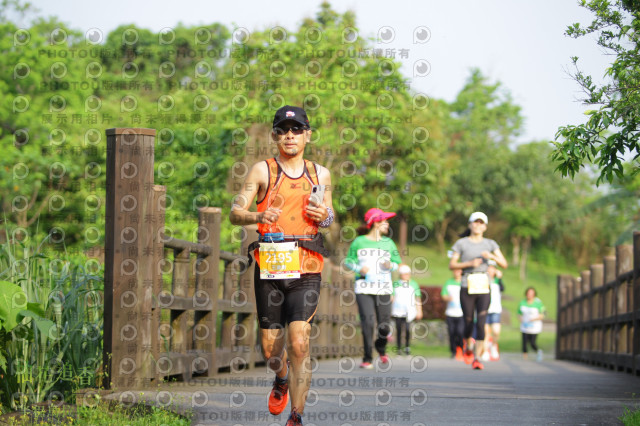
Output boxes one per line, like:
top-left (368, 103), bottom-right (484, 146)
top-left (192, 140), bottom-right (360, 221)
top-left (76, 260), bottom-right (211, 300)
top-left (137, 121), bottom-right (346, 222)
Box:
top-left (287, 336), bottom-right (310, 360)
top-left (264, 353), bottom-right (286, 372)
top-left (378, 322), bottom-right (391, 337)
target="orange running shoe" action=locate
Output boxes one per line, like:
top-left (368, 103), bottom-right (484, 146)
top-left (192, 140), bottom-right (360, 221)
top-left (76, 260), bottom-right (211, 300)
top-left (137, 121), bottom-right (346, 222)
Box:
top-left (268, 377), bottom-right (289, 415)
top-left (455, 346), bottom-right (464, 362)
top-left (472, 359), bottom-right (484, 370)
top-left (286, 408), bottom-right (303, 426)
top-left (463, 350), bottom-right (474, 365)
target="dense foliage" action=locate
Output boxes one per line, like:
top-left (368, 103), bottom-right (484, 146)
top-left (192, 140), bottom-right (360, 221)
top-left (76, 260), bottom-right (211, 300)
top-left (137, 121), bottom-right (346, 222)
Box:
top-left (0, 234), bottom-right (103, 411)
top-left (554, 0), bottom-right (640, 184)
top-left (0, 1), bottom-right (635, 277)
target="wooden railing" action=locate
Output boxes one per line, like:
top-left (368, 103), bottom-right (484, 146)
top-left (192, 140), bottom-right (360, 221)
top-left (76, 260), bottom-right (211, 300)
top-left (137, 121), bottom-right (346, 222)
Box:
top-left (556, 231), bottom-right (640, 375)
top-left (103, 128), bottom-right (359, 389)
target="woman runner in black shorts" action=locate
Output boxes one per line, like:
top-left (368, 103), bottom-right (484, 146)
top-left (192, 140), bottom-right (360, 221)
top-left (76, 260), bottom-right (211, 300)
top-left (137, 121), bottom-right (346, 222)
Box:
top-left (449, 212), bottom-right (507, 370)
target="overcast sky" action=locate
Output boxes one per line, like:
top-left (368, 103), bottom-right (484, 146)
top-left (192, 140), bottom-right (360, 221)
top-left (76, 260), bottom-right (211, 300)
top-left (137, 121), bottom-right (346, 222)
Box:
top-left (25, 0), bottom-right (610, 144)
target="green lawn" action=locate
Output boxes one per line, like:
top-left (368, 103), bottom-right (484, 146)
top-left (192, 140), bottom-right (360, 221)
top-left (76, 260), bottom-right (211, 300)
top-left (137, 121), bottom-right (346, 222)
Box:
top-left (397, 321), bottom-right (556, 359)
top-left (397, 243), bottom-right (571, 357)
top-left (403, 243), bottom-right (579, 323)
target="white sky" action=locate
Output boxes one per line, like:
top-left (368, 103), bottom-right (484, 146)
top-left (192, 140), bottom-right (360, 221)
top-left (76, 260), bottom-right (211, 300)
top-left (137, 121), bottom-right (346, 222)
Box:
top-left (25, 0), bottom-right (610, 143)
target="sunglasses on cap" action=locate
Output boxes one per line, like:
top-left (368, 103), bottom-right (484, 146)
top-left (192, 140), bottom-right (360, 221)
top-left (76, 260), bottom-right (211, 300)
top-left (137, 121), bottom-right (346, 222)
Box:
top-left (273, 125), bottom-right (308, 136)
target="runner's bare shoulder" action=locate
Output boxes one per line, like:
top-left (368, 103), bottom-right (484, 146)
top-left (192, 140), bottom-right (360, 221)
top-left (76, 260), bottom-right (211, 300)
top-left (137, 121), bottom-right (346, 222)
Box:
top-left (245, 160), bottom-right (269, 186)
top-left (314, 163), bottom-right (332, 183)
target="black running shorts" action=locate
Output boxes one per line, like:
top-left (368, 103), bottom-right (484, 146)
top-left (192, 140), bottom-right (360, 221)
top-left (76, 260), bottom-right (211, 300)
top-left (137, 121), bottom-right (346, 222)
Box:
top-left (253, 267), bottom-right (321, 329)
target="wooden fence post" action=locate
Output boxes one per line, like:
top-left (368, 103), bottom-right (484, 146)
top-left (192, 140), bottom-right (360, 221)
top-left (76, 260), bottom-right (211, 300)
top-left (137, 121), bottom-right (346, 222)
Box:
top-left (603, 256), bottom-right (616, 367)
top-left (151, 185), bottom-right (166, 383)
top-left (616, 245), bottom-right (633, 370)
top-left (633, 232), bottom-right (640, 375)
top-left (579, 270), bottom-right (590, 360)
top-left (103, 128), bottom-right (156, 389)
top-left (590, 264), bottom-right (603, 365)
top-left (170, 247), bottom-right (190, 380)
top-left (238, 224), bottom-right (258, 368)
top-left (194, 207), bottom-right (221, 377)
top-left (570, 276), bottom-right (579, 353)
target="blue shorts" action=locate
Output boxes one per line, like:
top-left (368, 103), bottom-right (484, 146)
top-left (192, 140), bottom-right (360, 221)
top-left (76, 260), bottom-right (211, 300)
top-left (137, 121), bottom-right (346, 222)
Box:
top-left (486, 313), bottom-right (501, 325)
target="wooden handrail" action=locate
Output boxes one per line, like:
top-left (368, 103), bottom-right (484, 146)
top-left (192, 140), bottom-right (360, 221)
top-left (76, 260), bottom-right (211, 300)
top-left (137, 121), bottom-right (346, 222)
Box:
top-left (104, 127), bottom-right (359, 390)
top-left (162, 234), bottom-right (248, 263)
top-left (556, 231), bottom-right (639, 376)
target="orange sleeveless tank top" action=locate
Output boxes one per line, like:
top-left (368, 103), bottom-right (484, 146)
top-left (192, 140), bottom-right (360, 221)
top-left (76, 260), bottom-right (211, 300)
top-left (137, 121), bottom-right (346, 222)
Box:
top-left (255, 158), bottom-right (323, 274)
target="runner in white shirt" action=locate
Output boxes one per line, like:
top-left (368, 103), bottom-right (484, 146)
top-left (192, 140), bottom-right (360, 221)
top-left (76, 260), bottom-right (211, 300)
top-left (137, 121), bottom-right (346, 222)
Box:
top-left (483, 262), bottom-right (504, 361)
top-left (441, 269), bottom-right (464, 360)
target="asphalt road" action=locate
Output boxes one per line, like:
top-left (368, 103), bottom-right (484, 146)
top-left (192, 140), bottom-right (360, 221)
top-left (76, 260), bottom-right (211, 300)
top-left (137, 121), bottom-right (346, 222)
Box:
top-left (108, 352), bottom-right (640, 426)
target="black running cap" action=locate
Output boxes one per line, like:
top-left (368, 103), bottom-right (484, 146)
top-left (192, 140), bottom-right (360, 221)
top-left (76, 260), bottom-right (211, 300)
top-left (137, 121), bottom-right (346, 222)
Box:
top-left (272, 105), bottom-right (310, 129)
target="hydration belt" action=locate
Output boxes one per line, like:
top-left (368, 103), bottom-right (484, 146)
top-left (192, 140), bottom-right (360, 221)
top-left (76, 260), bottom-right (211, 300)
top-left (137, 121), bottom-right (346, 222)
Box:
top-left (246, 232), bottom-right (329, 267)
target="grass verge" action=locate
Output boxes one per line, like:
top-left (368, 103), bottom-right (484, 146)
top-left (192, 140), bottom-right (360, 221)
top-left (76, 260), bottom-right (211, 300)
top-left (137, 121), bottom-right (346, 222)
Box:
top-left (1, 401), bottom-right (191, 425)
top-left (620, 405), bottom-right (640, 426)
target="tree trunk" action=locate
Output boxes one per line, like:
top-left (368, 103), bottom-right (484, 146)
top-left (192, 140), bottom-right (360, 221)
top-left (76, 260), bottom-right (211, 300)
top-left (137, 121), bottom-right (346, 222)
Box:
top-left (519, 236), bottom-right (531, 281)
top-left (398, 215), bottom-right (407, 258)
top-left (511, 235), bottom-right (520, 266)
top-left (435, 217), bottom-right (451, 253)
top-left (578, 222), bottom-right (591, 269)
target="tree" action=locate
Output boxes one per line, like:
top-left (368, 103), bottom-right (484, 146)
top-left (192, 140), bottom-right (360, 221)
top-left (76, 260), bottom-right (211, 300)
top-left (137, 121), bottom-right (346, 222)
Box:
top-left (221, 2), bottom-right (451, 255)
top-left (582, 164), bottom-right (640, 245)
top-left (0, 14), bottom-right (94, 244)
top-left (433, 69), bottom-right (523, 251)
top-left (553, 0), bottom-right (640, 184)
top-left (501, 142), bottom-right (566, 279)
top-left (2, 1), bottom-right (455, 256)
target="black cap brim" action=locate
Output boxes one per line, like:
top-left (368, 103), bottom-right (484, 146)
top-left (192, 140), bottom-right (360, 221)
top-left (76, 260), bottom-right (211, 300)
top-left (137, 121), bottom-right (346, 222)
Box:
top-left (273, 118), bottom-right (309, 129)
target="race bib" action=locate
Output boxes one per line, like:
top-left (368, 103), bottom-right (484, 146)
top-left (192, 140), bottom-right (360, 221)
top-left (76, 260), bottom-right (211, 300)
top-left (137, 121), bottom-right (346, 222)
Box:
top-left (259, 242), bottom-right (301, 279)
top-left (467, 273), bottom-right (490, 294)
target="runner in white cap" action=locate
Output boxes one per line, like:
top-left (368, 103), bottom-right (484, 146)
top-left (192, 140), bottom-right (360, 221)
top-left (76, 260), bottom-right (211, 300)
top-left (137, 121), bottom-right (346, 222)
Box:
top-left (448, 212), bottom-right (507, 370)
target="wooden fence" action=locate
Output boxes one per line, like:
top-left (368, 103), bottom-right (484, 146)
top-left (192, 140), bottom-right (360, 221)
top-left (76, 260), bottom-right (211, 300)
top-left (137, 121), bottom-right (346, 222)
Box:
top-left (556, 231), bottom-right (640, 375)
top-left (103, 128), bottom-right (359, 389)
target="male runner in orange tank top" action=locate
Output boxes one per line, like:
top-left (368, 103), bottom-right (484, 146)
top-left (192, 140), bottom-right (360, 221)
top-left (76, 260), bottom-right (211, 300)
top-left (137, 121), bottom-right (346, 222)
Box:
top-left (230, 106), bottom-right (333, 426)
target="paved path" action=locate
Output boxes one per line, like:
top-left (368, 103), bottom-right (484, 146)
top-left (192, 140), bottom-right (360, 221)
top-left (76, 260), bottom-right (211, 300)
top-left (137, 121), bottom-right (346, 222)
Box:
top-left (109, 353), bottom-right (640, 426)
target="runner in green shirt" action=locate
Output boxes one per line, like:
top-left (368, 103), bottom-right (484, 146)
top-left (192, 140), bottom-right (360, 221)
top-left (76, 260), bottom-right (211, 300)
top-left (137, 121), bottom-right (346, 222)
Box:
top-left (345, 208), bottom-right (402, 369)
top-left (518, 287), bottom-right (546, 361)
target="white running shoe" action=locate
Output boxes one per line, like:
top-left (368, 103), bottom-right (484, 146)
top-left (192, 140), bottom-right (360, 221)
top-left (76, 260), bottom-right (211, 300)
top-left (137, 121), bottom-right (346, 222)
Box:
top-left (490, 344), bottom-right (500, 361)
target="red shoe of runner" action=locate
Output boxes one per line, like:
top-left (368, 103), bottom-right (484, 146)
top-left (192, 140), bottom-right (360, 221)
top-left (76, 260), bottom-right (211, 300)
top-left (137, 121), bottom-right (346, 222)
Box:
top-left (472, 359), bottom-right (484, 370)
top-left (268, 377), bottom-right (289, 415)
top-left (455, 346), bottom-right (464, 362)
top-left (286, 408), bottom-right (303, 426)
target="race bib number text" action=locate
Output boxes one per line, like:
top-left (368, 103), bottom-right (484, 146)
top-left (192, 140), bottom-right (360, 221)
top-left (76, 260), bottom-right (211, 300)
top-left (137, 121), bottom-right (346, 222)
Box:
top-left (467, 273), bottom-right (490, 294)
top-left (259, 242), bottom-right (301, 279)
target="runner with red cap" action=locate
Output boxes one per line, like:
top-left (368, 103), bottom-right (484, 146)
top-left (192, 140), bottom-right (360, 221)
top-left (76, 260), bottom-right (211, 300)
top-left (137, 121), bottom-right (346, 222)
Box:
top-left (345, 208), bottom-right (402, 368)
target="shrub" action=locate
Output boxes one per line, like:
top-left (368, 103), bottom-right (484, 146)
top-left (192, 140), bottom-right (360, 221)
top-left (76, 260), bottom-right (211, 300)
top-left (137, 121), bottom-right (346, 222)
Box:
top-left (0, 230), bottom-right (103, 411)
